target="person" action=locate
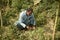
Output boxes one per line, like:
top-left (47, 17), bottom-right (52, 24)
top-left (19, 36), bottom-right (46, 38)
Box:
top-left (14, 8), bottom-right (36, 30)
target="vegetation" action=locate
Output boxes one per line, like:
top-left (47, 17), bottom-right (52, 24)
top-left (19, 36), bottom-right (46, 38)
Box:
top-left (0, 0), bottom-right (60, 40)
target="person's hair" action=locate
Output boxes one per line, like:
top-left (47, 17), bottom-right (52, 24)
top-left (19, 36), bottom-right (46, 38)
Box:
top-left (26, 8), bottom-right (33, 12)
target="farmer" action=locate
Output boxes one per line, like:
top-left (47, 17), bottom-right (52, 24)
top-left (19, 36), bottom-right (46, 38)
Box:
top-left (14, 8), bottom-right (36, 30)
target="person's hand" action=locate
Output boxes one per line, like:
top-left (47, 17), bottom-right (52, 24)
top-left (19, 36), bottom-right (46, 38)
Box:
top-left (32, 26), bottom-right (36, 30)
top-left (32, 25), bottom-right (36, 30)
top-left (26, 25), bottom-right (36, 30)
top-left (29, 26), bottom-right (36, 30)
top-left (26, 26), bottom-right (33, 30)
top-left (26, 26), bottom-right (30, 30)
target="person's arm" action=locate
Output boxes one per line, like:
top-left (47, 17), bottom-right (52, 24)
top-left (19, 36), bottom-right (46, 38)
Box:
top-left (18, 12), bottom-right (26, 28)
top-left (31, 13), bottom-right (36, 26)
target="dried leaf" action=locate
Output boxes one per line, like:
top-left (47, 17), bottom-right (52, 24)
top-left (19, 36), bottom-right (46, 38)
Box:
top-left (33, 0), bottom-right (41, 5)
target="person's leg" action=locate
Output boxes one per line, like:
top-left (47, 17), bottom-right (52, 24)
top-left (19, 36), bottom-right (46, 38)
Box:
top-left (17, 23), bottom-right (26, 30)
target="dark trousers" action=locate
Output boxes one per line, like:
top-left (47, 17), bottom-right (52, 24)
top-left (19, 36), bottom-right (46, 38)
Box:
top-left (17, 23), bottom-right (33, 30)
top-left (17, 23), bottom-right (27, 30)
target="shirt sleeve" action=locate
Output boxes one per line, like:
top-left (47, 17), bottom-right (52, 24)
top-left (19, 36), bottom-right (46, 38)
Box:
top-left (18, 12), bottom-right (26, 28)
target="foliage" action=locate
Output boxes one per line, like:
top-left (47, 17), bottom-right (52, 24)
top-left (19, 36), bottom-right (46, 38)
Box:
top-left (0, 0), bottom-right (60, 40)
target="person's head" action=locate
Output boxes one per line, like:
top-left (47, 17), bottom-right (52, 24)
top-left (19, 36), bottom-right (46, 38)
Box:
top-left (26, 8), bottom-right (33, 16)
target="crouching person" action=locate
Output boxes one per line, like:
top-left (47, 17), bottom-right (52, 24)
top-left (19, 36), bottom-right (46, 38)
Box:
top-left (14, 8), bottom-right (36, 30)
